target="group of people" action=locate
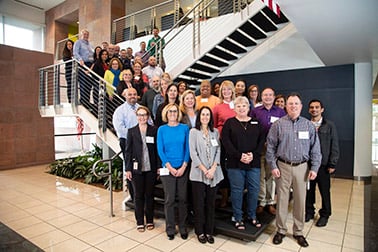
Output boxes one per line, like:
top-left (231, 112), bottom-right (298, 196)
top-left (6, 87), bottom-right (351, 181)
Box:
top-left (63, 29), bottom-right (340, 248)
top-left (62, 28), bottom-right (166, 111)
top-left (109, 73), bottom-right (340, 248)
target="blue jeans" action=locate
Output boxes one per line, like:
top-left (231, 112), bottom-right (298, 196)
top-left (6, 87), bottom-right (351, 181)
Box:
top-left (227, 168), bottom-right (260, 221)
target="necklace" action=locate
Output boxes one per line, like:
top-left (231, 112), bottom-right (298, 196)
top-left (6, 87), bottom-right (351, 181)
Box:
top-left (239, 121), bottom-right (248, 130)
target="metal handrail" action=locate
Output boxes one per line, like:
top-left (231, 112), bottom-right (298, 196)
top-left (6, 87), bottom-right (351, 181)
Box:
top-left (92, 150), bottom-right (123, 217)
top-left (38, 58), bottom-right (124, 133)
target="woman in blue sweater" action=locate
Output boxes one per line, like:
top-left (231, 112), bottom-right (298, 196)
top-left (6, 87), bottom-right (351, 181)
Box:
top-left (157, 103), bottom-right (190, 240)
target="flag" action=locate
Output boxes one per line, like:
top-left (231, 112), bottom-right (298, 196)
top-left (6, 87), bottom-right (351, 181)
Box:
top-left (262, 0), bottom-right (281, 17)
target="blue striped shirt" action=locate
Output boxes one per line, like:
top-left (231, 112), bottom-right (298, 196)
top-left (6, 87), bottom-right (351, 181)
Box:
top-left (266, 115), bottom-right (322, 172)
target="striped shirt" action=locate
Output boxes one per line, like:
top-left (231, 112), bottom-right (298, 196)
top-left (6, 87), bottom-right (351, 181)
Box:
top-left (266, 115), bottom-right (322, 172)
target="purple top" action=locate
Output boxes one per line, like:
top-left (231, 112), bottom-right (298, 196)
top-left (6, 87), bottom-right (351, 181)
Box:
top-left (250, 105), bottom-right (286, 135)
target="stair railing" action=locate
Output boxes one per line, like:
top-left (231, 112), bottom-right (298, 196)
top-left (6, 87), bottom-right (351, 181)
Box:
top-left (38, 59), bottom-right (124, 134)
top-left (92, 151), bottom-right (123, 217)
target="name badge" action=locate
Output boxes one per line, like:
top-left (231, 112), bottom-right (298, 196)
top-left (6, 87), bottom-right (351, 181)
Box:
top-left (270, 116), bottom-right (279, 123)
top-left (298, 131), bottom-right (309, 139)
top-left (159, 167), bottom-right (170, 176)
top-left (229, 101), bottom-right (234, 109)
top-left (146, 136), bottom-right (154, 143)
top-left (211, 138), bottom-right (219, 147)
top-left (133, 162), bottom-right (138, 170)
top-left (200, 98), bottom-right (208, 103)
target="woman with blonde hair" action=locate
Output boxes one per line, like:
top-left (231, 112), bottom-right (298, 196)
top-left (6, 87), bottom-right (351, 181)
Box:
top-left (222, 96), bottom-right (265, 230)
top-left (179, 89), bottom-right (197, 129)
top-left (157, 103), bottom-right (190, 240)
top-left (212, 80), bottom-right (236, 208)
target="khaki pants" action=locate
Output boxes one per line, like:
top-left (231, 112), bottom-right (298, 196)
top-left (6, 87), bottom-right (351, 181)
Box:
top-left (275, 161), bottom-right (308, 236)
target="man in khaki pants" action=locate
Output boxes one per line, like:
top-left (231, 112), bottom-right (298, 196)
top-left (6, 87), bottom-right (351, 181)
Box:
top-left (266, 93), bottom-right (321, 248)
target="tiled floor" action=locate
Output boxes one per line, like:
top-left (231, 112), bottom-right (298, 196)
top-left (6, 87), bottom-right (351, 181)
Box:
top-left (0, 165), bottom-right (366, 251)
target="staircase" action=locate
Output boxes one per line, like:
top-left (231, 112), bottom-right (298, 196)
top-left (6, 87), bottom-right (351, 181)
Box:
top-left (175, 6), bottom-right (289, 85)
top-left (38, 60), bottom-right (122, 154)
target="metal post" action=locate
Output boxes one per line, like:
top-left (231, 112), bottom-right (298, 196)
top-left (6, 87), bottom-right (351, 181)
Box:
top-left (109, 161), bottom-right (114, 217)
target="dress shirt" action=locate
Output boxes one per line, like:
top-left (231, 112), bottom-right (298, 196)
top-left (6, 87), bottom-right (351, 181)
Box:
top-left (112, 102), bottom-right (139, 139)
top-left (266, 115), bottom-right (322, 172)
top-left (73, 39), bottom-right (93, 63)
top-left (250, 105), bottom-right (286, 135)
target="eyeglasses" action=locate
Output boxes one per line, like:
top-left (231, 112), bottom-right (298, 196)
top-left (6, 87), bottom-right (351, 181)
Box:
top-left (136, 113), bottom-right (148, 117)
top-left (168, 110), bottom-right (178, 113)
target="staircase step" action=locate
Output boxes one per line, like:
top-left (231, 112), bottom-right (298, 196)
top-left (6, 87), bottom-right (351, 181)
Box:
top-left (229, 31), bottom-right (256, 47)
top-left (200, 55), bottom-right (229, 67)
top-left (191, 63), bottom-right (220, 73)
top-left (208, 47), bottom-right (238, 61)
top-left (262, 7), bottom-right (289, 24)
top-left (181, 70), bottom-right (212, 79)
top-left (251, 12), bottom-right (278, 32)
top-left (219, 39), bottom-right (247, 54)
top-left (239, 21), bottom-right (266, 40)
top-left (174, 77), bottom-right (201, 86)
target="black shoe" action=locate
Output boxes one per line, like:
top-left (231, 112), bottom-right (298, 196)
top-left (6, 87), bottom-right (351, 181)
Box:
top-left (168, 234), bottom-right (174, 240)
top-left (305, 213), bottom-right (314, 222)
top-left (181, 233), bottom-right (188, 240)
top-left (206, 234), bottom-right (214, 244)
top-left (293, 235), bottom-right (309, 247)
top-left (273, 232), bottom-right (285, 245)
top-left (197, 234), bottom-right (206, 244)
top-left (316, 216), bottom-right (328, 227)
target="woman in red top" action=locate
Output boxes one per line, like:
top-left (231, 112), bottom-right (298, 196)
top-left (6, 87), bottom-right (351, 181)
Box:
top-left (212, 80), bottom-right (236, 208)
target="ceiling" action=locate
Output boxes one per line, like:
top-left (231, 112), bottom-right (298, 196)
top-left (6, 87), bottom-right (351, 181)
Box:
top-left (19, 0), bottom-right (378, 91)
top-left (13, 0), bottom-right (65, 11)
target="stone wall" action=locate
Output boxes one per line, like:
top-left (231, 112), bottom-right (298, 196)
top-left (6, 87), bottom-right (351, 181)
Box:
top-left (0, 45), bottom-right (55, 170)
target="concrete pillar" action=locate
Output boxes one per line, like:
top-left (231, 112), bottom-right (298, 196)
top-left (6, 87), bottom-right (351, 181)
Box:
top-left (354, 62), bottom-right (373, 180)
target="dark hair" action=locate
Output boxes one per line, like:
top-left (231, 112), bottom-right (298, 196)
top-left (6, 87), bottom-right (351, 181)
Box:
top-left (211, 82), bottom-right (220, 96)
top-left (162, 83), bottom-right (179, 106)
top-left (96, 49), bottom-right (109, 63)
top-left (274, 94), bottom-right (286, 103)
top-left (93, 46), bottom-right (102, 61)
top-left (195, 106), bottom-right (214, 132)
top-left (235, 79), bottom-right (247, 97)
top-left (286, 92), bottom-right (302, 102)
top-left (62, 39), bottom-right (74, 58)
top-left (308, 99), bottom-right (324, 108)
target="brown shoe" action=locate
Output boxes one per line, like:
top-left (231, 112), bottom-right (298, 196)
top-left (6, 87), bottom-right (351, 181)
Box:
top-left (268, 205), bottom-right (276, 215)
top-left (256, 206), bottom-right (264, 214)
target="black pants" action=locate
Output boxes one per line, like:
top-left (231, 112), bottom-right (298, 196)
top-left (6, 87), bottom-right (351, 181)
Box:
top-left (191, 181), bottom-right (218, 235)
top-left (65, 63), bottom-right (72, 103)
top-left (119, 138), bottom-right (134, 200)
top-left (160, 170), bottom-right (188, 236)
top-left (132, 171), bottom-right (156, 225)
top-left (305, 165), bottom-right (332, 218)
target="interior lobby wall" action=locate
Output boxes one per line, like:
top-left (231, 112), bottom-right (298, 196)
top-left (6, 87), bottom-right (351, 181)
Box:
top-left (0, 45), bottom-right (55, 170)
